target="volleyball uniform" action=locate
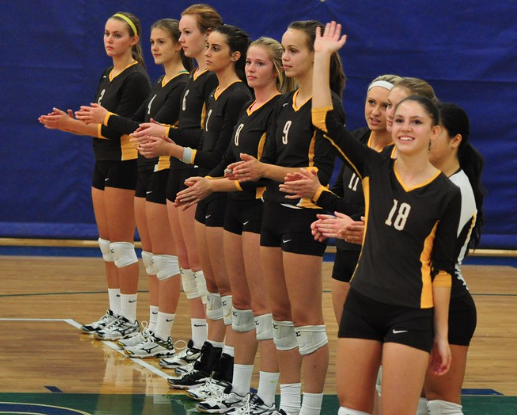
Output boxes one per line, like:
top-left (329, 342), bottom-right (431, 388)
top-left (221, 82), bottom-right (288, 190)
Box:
top-left (165, 69), bottom-right (218, 201)
top-left (313, 127), bottom-right (369, 282)
top-left (186, 81), bottom-right (252, 226)
top-left (259, 91), bottom-right (346, 256)
top-left (91, 62), bottom-right (150, 190)
top-left (208, 94), bottom-right (282, 235)
top-left (448, 169), bottom-right (478, 345)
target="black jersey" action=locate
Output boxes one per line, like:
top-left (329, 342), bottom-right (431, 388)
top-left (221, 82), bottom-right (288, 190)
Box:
top-left (313, 105), bottom-right (461, 309)
top-left (209, 94), bottom-right (282, 201)
top-left (186, 81), bottom-right (252, 176)
top-left (167, 69), bottom-right (218, 170)
top-left (449, 169), bottom-right (478, 299)
top-left (92, 62), bottom-right (151, 161)
top-left (105, 71), bottom-right (188, 172)
top-left (315, 127), bottom-right (369, 252)
top-left (260, 90), bottom-right (345, 208)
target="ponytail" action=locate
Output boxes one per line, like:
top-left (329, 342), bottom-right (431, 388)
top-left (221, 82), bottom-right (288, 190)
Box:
top-left (111, 12), bottom-right (146, 69)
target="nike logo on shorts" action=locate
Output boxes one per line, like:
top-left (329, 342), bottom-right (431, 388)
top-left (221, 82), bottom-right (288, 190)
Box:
top-left (392, 329), bottom-right (408, 334)
top-left (243, 221), bottom-right (249, 226)
top-left (105, 178), bottom-right (110, 182)
top-left (146, 191), bottom-right (153, 194)
top-left (205, 215), bottom-right (211, 219)
top-left (282, 239), bottom-right (292, 244)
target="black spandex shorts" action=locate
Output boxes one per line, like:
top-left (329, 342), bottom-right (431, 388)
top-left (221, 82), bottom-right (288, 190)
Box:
top-left (195, 195), bottom-right (227, 227)
top-left (332, 248), bottom-right (360, 282)
top-left (339, 288), bottom-right (434, 352)
top-left (166, 167), bottom-right (200, 202)
top-left (135, 169), bottom-right (153, 198)
top-left (448, 293), bottom-right (477, 346)
top-left (260, 201), bottom-right (327, 257)
top-left (92, 160), bottom-right (137, 191)
top-left (145, 169), bottom-right (169, 205)
top-left (224, 198), bottom-right (263, 235)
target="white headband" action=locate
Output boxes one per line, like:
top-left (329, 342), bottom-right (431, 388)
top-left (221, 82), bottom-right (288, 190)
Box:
top-left (368, 80), bottom-right (395, 91)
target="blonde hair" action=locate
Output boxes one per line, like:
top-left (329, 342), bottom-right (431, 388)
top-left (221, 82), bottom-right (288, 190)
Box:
top-left (249, 37), bottom-right (296, 94)
top-left (394, 77), bottom-right (438, 104)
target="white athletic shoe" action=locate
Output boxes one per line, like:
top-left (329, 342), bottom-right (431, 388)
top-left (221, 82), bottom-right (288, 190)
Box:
top-left (124, 334), bottom-right (176, 358)
top-left (229, 394), bottom-right (275, 415)
top-left (118, 329), bottom-right (152, 349)
top-left (186, 378), bottom-right (230, 401)
top-left (159, 339), bottom-right (201, 368)
top-left (196, 385), bottom-right (247, 413)
top-left (81, 310), bottom-right (117, 334)
top-left (94, 316), bottom-right (139, 341)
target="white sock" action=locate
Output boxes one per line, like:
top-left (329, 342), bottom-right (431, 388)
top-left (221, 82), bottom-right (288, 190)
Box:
top-left (299, 392), bottom-right (323, 415)
top-left (155, 312), bottom-right (175, 340)
top-left (208, 340), bottom-right (225, 349)
top-left (231, 364), bottom-right (253, 396)
top-left (280, 383), bottom-right (301, 415)
top-left (417, 397), bottom-right (430, 415)
top-left (223, 345), bottom-right (235, 357)
top-left (108, 288), bottom-right (121, 315)
top-left (149, 306), bottom-right (159, 332)
top-left (191, 318), bottom-right (207, 349)
top-left (257, 371), bottom-right (279, 406)
top-left (338, 407), bottom-right (370, 415)
top-left (119, 293), bottom-right (137, 322)
top-left (428, 399), bottom-right (463, 415)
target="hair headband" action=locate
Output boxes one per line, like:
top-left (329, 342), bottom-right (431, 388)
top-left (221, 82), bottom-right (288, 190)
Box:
top-left (368, 80), bottom-right (394, 91)
top-left (112, 13), bottom-right (138, 37)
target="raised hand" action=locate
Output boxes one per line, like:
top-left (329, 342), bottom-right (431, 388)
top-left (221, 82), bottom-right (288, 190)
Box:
top-left (314, 21), bottom-right (347, 55)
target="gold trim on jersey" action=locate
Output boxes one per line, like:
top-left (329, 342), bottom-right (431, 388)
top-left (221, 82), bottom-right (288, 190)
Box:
top-left (246, 93), bottom-right (281, 116)
top-left (200, 103), bottom-right (207, 129)
top-left (162, 70), bottom-right (189, 87)
top-left (419, 220), bottom-right (438, 308)
top-left (215, 80), bottom-right (243, 100)
top-left (193, 67), bottom-right (209, 81)
top-left (188, 149), bottom-right (197, 164)
top-left (350, 176), bottom-right (370, 284)
top-left (312, 106), bottom-right (332, 133)
top-left (120, 134), bottom-right (138, 160)
top-left (96, 124), bottom-right (107, 139)
top-left (103, 112), bottom-right (114, 127)
top-left (393, 164), bottom-right (441, 192)
top-left (256, 187), bottom-right (265, 199)
top-left (257, 132), bottom-right (267, 160)
top-left (109, 61), bottom-right (138, 82)
top-left (154, 155), bottom-right (171, 171)
top-left (292, 90), bottom-right (312, 112)
top-left (433, 270), bottom-right (452, 288)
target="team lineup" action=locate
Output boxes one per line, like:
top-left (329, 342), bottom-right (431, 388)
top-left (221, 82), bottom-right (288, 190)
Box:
top-left (38, 6), bottom-right (485, 415)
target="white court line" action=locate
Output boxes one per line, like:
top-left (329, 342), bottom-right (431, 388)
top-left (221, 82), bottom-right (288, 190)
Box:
top-left (0, 317), bottom-right (171, 380)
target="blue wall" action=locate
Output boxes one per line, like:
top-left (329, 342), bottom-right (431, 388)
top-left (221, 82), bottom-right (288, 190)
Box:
top-left (1, 0), bottom-right (516, 248)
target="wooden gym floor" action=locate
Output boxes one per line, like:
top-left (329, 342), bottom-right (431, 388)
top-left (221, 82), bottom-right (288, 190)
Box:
top-left (0, 243), bottom-right (516, 414)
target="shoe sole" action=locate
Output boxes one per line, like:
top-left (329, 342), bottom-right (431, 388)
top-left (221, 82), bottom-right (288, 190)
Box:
top-left (168, 381), bottom-right (206, 391)
top-left (196, 405), bottom-right (240, 414)
top-left (125, 351), bottom-right (176, 359)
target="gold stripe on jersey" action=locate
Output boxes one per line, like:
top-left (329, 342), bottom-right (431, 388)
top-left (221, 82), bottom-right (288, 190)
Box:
top-left (96, 124), bottom-right (108, 139)
top-left (247, 93), bottom-right (281, 116)
top-left (162, 70), bottom-right (189, 87)
top-left (154, 155), bottom-right (171, 172)
top-left (312, 106), bottom-right (332, 132)
top-left (394, 164), bottom-right (441, 192)
top-left (109, 61), bottom-right (139, 82)
top-left (193, 67), bottom-right (209, 81)
top-left (103, 112), bottom-right (114, 127)
top-left (188, 149), bottom-right (197, 164)
top-left (419, 220), bottom-right (438, 308)
top-left (256, 187), bottom-right (265, 199)
top-left (350, 176), bottom-right (371, 284)
top-left (257, 132), bottom-right (267, 160)
top-left (292, 90), bottom-right (311, 111)
top-left (200, 103), bottom-right (207, 129)
top-left (120, 134), bottom-right (137, 160)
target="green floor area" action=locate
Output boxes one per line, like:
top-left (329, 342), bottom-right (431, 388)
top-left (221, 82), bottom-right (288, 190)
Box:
top-left (0, 393), bottom-right (516, 415)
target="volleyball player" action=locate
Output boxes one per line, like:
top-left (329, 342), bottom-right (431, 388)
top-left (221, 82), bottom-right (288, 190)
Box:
top-left (174, 36), bottom-right (295, 414)
top-left (131, 4), bottom-right (223, 367)
top-left (422, 103), bottom-right (485, 415)
top-left (76, 19), bottom-right (191, 353)
top-left (140, 24), bottom-right (252, 390)
top-left (39, 12), bottom-right (150, 339)
top-left (229, 20), bottom-right (346, 415)
top-left (311, 22), bottom-right (462, 415)
top-left (280, 74), bottom-right (401, 324)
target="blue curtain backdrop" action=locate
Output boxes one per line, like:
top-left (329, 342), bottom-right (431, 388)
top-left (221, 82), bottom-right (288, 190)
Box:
top-left (1, 0), bottom-right (515, 248)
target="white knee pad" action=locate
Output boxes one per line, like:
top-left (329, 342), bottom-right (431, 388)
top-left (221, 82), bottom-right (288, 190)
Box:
top-left (416, 397), bottom-right (430, 415)
top-left (194, 270), bottom-right (208, 303)
top-left (231, 307), bottom-right (255, 333)
top-left (110, 242), bottom-right (138, 268)
top-left (141, 251), bottom-right (157, 275)
top-left (206, 292), bottom-right (223, 321)
top-left (338, 406), bottom-right (370, 415)
top-left (427, 399), bottom-right (462, 415)
top-left (255, 313), bottom-right (274, 340)
top-left (375, 365), bottom-right (382, 396)
top-left (181, 268), bottom-right (200, 299)
top-left (272, 320), bottom-right (298, 351)
top-left (294, 325), bottom-right (328, 356)
top-left (221, 295), bottom-right (233, 326)
top-left (152, 254), bottom-right (180, 280)
top-left (98, 238), bottom-right (114, 262)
